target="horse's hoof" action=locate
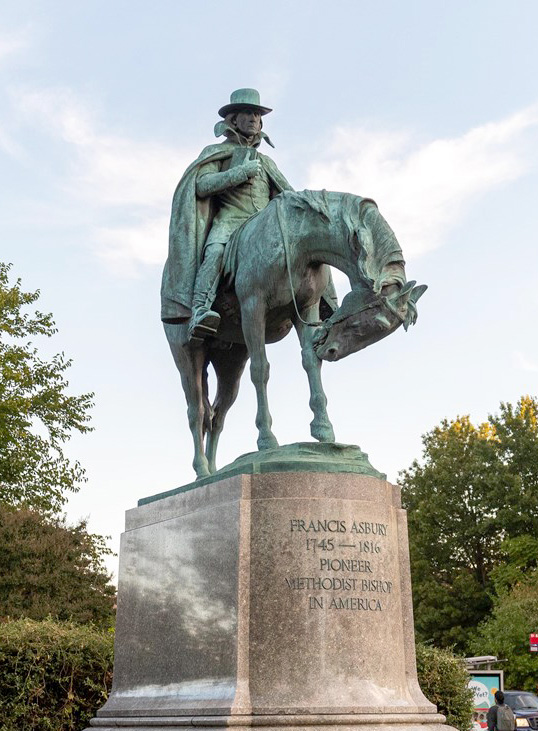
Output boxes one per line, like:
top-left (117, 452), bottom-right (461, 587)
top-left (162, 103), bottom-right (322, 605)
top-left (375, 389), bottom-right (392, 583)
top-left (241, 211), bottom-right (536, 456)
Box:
top-left (311, 423), bottom-right (336, 442)
top-left (194, 463), bottom-right (211, 479)
top-left (257, 434), bottom-right (279, 450)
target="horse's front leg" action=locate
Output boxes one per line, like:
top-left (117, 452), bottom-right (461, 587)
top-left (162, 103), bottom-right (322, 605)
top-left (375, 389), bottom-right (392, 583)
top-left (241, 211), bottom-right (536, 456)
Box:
top-left (240, 296), bottom-right (279, 450)
top-left (294, 305), bottom-right (336, 443)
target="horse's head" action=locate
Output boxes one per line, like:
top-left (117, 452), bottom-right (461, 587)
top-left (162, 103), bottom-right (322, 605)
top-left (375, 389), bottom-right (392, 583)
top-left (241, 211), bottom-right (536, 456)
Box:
top-left (313, 281), bottom-right (427, 362)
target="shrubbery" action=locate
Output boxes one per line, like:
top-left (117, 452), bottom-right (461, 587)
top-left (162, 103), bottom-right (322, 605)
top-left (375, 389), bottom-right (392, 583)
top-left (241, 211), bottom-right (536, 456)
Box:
top-left (471, 579), bottom-right (538, 691)
top-left (471, 535), bottom-right (538, 691)
top-left (416, 642), bottom-right (474, 731)
top-left (0, 506), bottom-right (115, 628)
top-left (0, 620), bottom-right (472, 731)
top-left (0, 618), bottom-right (113, 731)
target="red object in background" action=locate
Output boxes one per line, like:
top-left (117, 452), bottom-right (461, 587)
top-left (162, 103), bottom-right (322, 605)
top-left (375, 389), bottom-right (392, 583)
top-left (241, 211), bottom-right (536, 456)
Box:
top-left (530, 633), bottom-right (538, 652)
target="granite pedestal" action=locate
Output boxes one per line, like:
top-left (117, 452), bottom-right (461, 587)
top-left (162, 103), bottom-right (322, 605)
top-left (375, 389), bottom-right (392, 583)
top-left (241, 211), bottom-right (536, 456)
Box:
top-left (87, 463), bottom-right (456, 730)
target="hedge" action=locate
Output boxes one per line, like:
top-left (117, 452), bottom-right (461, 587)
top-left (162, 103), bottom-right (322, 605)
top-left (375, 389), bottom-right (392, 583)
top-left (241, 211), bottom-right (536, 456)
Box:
top-left (0, 620), bottom-right (472, 731)
top-left (416, 642), bottom-right (475, 731)
top-left (0, 618), bottom-right (113, 731)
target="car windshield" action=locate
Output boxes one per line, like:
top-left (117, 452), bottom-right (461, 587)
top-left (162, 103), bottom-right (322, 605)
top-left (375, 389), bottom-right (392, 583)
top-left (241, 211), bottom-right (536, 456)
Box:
top-left (506, 694), bottom-right (538, 710)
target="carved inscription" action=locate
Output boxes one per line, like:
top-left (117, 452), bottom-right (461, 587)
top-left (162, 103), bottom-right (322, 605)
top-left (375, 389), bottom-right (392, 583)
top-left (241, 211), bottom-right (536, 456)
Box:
top-left (286, 517), bottom-right (393, 611)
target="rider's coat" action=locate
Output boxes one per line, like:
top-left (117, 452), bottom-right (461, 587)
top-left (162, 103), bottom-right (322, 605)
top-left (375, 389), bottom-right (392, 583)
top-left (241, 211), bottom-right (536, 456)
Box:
top-left (161, 138), bottom-right (292, 324)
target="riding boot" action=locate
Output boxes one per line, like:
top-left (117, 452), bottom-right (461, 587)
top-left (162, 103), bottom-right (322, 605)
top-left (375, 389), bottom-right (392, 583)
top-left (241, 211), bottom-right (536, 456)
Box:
top-left (188, 244), bottom-right (224, 341)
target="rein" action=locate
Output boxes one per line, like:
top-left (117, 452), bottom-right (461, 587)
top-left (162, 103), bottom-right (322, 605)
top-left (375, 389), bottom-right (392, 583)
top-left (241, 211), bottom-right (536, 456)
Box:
top-left (275, 196), bottom-right (323, 328)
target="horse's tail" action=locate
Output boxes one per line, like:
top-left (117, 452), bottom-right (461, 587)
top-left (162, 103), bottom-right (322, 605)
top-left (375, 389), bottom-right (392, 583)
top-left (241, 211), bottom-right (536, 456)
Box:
top-left (201, 358), bottom-right (214, 434)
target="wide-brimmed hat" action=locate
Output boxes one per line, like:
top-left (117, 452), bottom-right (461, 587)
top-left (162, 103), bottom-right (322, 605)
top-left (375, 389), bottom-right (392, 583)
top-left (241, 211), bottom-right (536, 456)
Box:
top-left (218, 88), bottom-right (272, 118)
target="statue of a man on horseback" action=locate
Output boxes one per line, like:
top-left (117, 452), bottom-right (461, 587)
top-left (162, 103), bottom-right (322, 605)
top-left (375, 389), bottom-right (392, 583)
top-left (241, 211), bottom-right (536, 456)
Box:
top-left (161, 89), bottom-right (426, 479)
top-left (161, 88), bottom-right (337, 341)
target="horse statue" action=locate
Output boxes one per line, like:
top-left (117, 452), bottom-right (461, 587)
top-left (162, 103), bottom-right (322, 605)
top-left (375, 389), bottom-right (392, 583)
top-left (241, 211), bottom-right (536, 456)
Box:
top-left (164, 189), bottom-right (426, 479)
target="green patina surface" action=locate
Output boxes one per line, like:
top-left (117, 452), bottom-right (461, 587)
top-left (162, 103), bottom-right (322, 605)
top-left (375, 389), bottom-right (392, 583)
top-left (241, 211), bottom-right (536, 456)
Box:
top-left (138, 442), bottom-right (386, 506)
top-left (160, 89), bottom-right (426, 481)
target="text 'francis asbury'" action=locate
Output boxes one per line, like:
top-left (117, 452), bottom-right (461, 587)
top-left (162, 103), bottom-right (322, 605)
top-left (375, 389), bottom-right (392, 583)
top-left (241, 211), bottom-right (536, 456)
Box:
top-left (290, 519), bottom-right (388, 535)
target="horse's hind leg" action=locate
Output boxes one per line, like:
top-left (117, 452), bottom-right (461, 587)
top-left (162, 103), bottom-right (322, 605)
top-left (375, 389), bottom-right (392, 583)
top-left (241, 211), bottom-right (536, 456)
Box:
top-left (205, 343), bottom-right (249, 472)
top-left (294, 305), bottom-right (336, 443)
top-left (173, 343), bottom-right (211, 479)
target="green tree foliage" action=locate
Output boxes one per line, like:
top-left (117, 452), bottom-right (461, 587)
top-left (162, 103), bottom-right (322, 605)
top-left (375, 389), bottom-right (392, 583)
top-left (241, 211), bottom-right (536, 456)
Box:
top-left (471, 535), bottom-right (538, 690)
top-left (401, 416), bottom-right (502, 650)
top-left (0, 262), bottom-right (93, 513)
top-left (416, 642), bottom-right (474, 731)
top-left (471, 578), bottom-right (538, 691)
top-left (489, 399), bottom-right (538, 536)
top-left (490, 535), bottom-right (538, 594)
top-left (0, 505), bottom-right (115, 628)
top-left (0, 618), bottom-right (113, 731)
top-left (401, 396), bottom-right (538, 652)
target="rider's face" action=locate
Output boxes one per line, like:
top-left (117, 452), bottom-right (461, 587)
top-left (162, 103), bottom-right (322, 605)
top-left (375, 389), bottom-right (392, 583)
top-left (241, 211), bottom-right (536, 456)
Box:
top-left (234, 109), bottom-right (262, 138)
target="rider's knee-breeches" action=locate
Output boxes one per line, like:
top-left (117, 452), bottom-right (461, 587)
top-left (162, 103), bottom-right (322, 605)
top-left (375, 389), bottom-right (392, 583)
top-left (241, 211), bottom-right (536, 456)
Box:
top-left (192, 243), bottom-right (225, 308)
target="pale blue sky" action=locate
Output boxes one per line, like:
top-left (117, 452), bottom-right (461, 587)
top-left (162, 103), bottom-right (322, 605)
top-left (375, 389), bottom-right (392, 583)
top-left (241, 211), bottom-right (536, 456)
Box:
top-left (1, 1), bottom-right (537, 576)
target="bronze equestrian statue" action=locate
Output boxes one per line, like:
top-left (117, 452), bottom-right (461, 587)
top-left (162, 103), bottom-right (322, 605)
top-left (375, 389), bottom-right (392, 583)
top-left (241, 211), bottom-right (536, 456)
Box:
top-left (161, 90), bottom-right (426, 479)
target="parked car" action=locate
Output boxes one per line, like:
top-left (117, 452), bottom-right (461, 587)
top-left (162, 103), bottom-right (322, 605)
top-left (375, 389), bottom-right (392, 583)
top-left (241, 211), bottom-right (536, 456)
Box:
top-left (504, 691), bottom-right (538, 729)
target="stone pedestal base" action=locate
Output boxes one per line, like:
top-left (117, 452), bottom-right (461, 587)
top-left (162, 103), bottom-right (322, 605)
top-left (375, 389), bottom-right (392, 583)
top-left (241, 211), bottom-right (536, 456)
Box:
top-left (89, 718), bottom-right (454, 730)
top-left (86, 469), bottom-right (455, 730)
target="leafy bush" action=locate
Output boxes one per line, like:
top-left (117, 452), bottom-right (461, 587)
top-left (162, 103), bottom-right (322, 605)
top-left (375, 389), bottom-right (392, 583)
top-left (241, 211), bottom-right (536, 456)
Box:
top-left (0, 618), bottom-right (113, 731)
top-left (471, 577), bottom-right (538, 691)
top-left (416, 642), bottom-right (474, 731)
top-left (0, 506), bottom-right (115, 628)
top-left (0, 621), bottom-right (473, 731)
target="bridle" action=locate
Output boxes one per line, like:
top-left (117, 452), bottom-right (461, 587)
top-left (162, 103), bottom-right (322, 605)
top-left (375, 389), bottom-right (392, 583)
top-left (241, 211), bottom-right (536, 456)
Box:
top-left (312, 290), bottom-right (408, 349)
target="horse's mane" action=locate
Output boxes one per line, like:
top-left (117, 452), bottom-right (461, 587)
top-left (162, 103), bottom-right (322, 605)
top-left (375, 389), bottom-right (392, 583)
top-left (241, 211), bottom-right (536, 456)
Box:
top-left (223, 190), bottom-right (405, 291)
top-left (337, 193), bottom-right (405, 293)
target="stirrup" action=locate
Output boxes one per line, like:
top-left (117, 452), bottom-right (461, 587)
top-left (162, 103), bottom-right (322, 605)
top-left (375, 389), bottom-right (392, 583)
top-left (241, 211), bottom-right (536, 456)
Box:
top-left (188, 309), bottom-right (221, 342)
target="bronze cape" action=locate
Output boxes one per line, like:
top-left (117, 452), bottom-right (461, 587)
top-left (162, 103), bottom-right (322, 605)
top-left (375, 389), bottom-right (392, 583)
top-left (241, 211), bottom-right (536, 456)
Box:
top-left (161, 142), bottom-right (293, 324)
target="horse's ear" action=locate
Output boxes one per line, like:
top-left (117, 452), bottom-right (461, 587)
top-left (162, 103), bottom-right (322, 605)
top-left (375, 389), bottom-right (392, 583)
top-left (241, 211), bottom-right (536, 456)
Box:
top-left (400, 280), bottom-right (416, 297)
top-left (410, 284), bottom-right (428, 303)
top-left (395, 280), bottom-right (415, 307)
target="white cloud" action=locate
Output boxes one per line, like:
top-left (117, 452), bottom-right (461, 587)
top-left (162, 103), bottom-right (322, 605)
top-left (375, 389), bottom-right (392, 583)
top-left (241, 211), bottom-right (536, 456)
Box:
top-left (11, 86), bottom-right (538, 276)
top-left (0, 30), bottom-right (29, 63)
top-left (0, 124), bottom-right (24, 158)
top-left (96, 215), bottom-right (170, 274)
top-left (307, 106), bottom-right (538, 258)
top-left (0, 29), bottom-right (31, 158)
top-left (16, 88), bottom-right (188, 208)
top-left (514, 351), bottom-right (538, 373)
top-left (13, 87), bottom-right (196, 275)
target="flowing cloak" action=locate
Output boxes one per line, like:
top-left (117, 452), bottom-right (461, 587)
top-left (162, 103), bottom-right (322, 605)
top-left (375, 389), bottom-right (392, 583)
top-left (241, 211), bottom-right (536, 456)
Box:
top-left (161, 142), bottom-right (293, 324)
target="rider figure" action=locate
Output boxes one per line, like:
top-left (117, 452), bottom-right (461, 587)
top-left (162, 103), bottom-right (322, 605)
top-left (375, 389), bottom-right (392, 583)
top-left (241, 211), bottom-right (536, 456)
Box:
top-left (160, 88), bottom-right (336, 338)
top-left (189, 89), bottom-right (291, 340)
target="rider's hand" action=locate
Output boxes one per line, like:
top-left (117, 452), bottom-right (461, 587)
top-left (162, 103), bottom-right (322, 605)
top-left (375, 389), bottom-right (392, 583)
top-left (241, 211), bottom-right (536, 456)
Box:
top-left (243, 159), bottom-right (262, 178)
